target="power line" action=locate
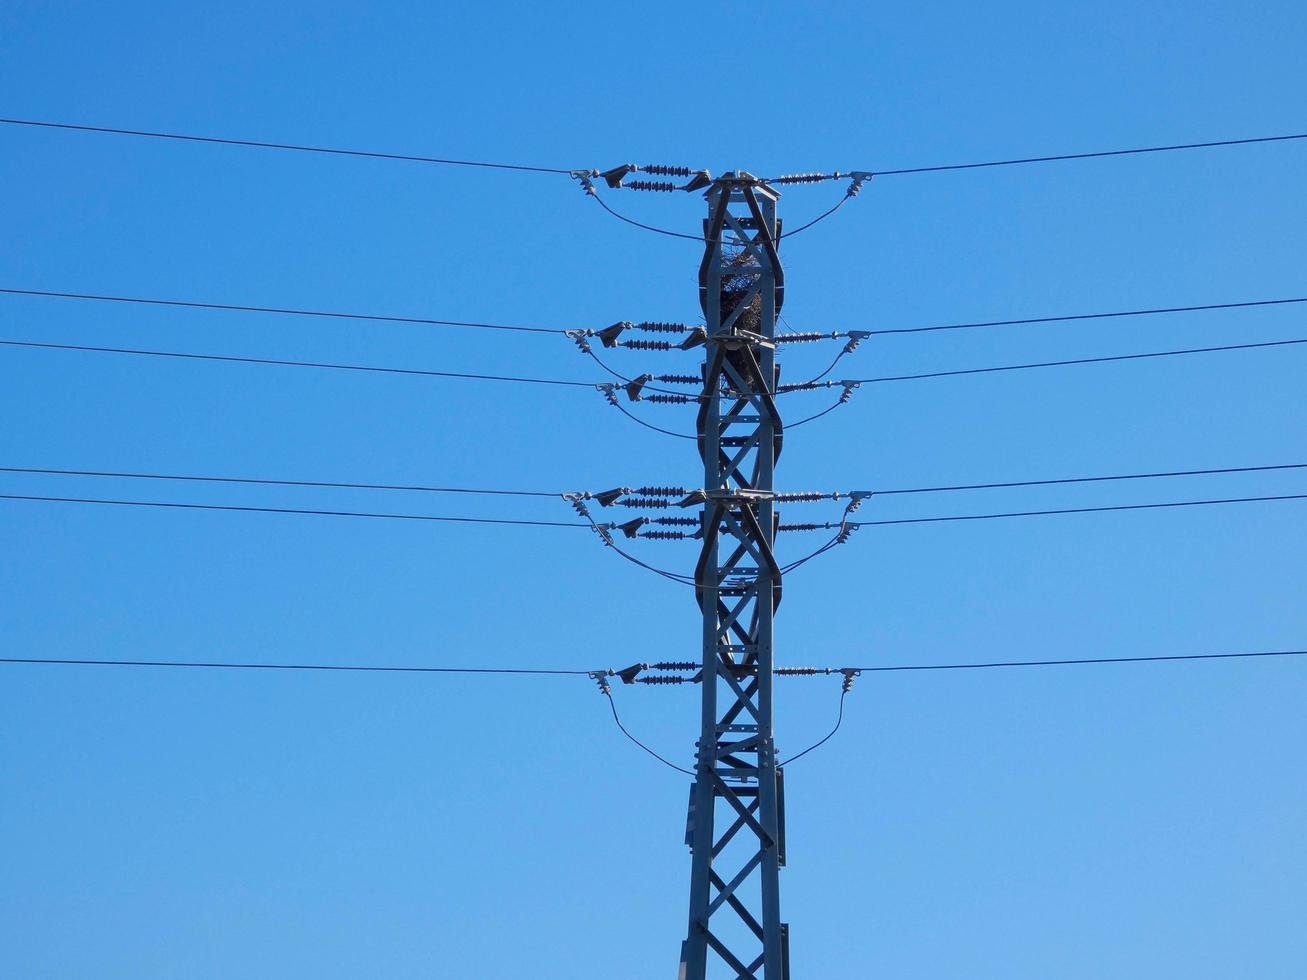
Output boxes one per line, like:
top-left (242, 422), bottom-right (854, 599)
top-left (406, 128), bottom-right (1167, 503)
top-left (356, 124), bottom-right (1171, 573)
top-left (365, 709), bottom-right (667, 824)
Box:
top-left (8, 286), bottom-right (1304, 347)
top-left (0, 493), bottom-right (590, 528)
top-left (0, 117), bottom-right (578, 175)
top-left (0, 338), bottom-right (599, 389)
top-left (863, 295), bottom-right (1307, 338)
top-left (1, 462), bottom-right (1301, 517)
top-left (0, 656), bottom-right (596, 675)
top-left (849, 493), bottom-right (1307, 528)
top-left (602, 688), bottom-right (694, 775)
top-left (8, 331), bottom-right (1303, 397)
top-left (5, 649), bottom-right (1300, 678)
top-left (874, 462), bottom-right (1307, 496)
top-left (867, 131), bottom-right (1307, 177)
top-left (778, 690), bottom-right (849, 767)
top-left (0, 466), bottom-right (569, 498)
top-left (0, 287), bottom-right (567, 335)
top-left (843, 649), bottom-right (1307, 672)
top-left (851, 337), bottom-right (1307, 385)
top-left (588, 184), bottom-right (855, 244)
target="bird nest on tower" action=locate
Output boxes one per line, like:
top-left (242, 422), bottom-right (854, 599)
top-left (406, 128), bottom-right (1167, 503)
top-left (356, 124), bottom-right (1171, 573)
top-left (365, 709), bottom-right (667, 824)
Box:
top-left (719, 245), bottom-right (767, 390)
top-left (720, 245), bottom-right (763, 334)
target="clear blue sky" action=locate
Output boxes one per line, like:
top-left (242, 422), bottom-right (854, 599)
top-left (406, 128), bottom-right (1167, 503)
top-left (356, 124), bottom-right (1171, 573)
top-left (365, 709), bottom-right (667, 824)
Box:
top-left (2, 2), bottom-right (1305, 977)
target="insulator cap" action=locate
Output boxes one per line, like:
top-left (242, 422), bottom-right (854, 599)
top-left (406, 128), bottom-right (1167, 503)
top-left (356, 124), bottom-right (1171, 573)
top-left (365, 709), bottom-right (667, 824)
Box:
top-left (643, 164), bottom-right (695, 177)
top-left (634, 321), bottom-right (691, 334)
top-left (777, 381), bottom-right (825, 394)
top-left (627, 179), bottom-right (677, 193)
top-left (619, 338), bottom-right (676, 352)
top-left (770, 172), bottom-right (838, 185)
top-left (774, 491), bottom-right (832, 503)
top-left (654, 374), bottom-right (700, 385)
top-left (776, 331), bottom-right (838, 344)
top-left (619, 497), bottom-right (671, 509)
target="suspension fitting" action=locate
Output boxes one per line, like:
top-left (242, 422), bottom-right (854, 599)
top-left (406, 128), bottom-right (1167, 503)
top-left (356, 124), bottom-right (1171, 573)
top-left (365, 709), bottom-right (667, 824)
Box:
top-left (563, 492), bottom-right (591, 519)
top-left (846, 172), bottom-right (873, 195)
top-left (617, 517), bottom-right (649, 539)
top-left (843, 330), bottom-right (872, 353)
top-left (570, 169), bottom-right (599, 195)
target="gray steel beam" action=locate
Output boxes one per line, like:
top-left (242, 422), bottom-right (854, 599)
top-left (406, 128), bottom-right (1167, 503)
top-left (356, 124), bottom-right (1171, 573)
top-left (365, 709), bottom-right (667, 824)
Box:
top-left (680, 174), bottom-right (786, 980)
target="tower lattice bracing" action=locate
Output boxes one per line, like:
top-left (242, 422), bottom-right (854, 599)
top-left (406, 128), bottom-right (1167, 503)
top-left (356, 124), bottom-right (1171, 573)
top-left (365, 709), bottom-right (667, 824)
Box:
top-left (680, 174), bottom-right (788, 980)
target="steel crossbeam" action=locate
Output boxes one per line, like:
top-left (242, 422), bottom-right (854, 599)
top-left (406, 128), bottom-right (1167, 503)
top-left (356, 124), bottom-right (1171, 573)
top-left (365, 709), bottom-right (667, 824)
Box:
top-left (679, 175), bottom-right (788, 980)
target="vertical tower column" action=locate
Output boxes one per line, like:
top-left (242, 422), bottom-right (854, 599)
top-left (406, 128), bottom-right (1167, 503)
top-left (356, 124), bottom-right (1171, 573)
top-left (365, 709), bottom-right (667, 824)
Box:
top-left (680, 174), bottom-right (787, 980)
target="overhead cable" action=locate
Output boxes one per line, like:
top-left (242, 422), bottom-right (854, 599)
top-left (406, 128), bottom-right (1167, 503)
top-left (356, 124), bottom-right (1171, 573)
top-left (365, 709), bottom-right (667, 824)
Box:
top-left (0, 117), bottom-right (578, 175)
top-left (863, 295), bottom-right (1307, 338)
top-left (0, 338), bottom-right (600, 389)
top-left (873, 462), bottom-right (1307, 497)
top-left (0, 287), bottom-right (568, 335)
top-left (0, 656), bottom-right (597, 675)
top-left (841, 649), bottom-right (1307, 672)
top-left (0, 493), bottom-right (591, 528)
top-left (0, 465), bottom-right (569, 498)
top-left (849, 493), bottom-right (1307, 528)
top-left (848, 337), bottom-right (1307, 385)
top-left (865, 131), bottom-right (1307, 177)
top-left (9, 286), bottom-right (1303, 347)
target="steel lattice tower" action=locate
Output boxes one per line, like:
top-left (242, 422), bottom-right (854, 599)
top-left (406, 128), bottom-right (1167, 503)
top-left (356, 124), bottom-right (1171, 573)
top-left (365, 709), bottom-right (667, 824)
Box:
top-left (680, 174), bottom-right (788, 980)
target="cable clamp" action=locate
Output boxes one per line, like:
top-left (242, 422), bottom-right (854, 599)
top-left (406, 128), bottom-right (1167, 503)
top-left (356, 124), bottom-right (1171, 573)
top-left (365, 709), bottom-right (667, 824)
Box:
top-left (571, 169), bottom-right (599, 195)
top-left (846, 172), bottom-right (874, 196)
top-left (840, 668), bottom-right (862, 692)
top-left (564, 328), bottom-right (591, 353)
top-left (588, 670), bottom-right (613, 695)
top-left (843, 330), bottom-right (872, 353)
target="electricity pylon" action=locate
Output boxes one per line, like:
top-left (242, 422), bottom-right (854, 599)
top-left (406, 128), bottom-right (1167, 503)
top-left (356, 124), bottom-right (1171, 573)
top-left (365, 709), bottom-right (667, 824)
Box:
top-left (680, 173), bottom-right (788, 980)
